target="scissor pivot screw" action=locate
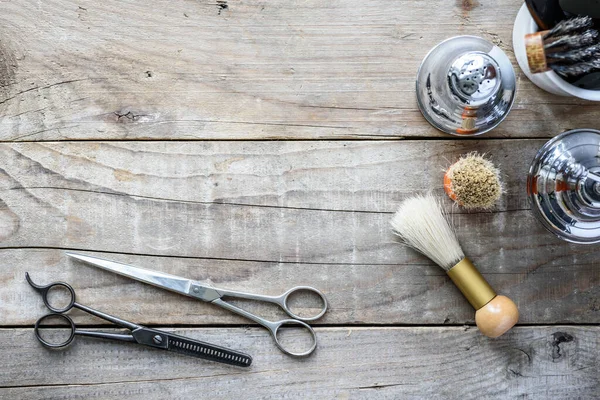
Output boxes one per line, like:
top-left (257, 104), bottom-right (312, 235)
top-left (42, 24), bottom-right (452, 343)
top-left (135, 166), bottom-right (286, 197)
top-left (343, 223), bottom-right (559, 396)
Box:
top-left (153, 335), bottom-right (163, 344)
top-left (193, 287), bottom-right (199, 293)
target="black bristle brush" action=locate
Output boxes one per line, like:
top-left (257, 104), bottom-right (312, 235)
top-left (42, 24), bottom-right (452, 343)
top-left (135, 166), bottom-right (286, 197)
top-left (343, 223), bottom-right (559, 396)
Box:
top-left (525, 16), bottom-right (600, 77)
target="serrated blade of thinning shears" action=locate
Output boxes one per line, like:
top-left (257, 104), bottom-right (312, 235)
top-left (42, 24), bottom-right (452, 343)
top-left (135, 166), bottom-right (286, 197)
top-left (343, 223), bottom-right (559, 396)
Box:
top-left (165, 331), bottom-right (252, 367)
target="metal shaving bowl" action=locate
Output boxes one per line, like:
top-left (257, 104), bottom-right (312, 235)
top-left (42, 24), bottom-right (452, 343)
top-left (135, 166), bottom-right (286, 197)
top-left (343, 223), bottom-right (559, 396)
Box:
top-left (416, 36), bottom-right (516, 136)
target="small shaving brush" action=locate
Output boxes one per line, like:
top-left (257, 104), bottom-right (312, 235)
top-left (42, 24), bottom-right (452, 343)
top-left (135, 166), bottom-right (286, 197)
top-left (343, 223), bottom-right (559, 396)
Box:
top-left (443, 152), bottom-right (503, 210)
top-left (391, 194), bottom-right (519, 338)
top-left (525, 16), bottom-right (600, 75)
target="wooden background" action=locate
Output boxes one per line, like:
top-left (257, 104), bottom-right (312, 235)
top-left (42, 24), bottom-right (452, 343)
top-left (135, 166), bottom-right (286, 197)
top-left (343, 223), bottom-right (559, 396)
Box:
top-left (0, 0), bottom-right (598, 398)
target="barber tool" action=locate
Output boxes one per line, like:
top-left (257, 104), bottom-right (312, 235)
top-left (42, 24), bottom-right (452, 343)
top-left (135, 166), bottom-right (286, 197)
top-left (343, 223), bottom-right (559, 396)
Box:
top-left (444, 152), bottom-right (503, 209)
top-left (26, 273), bottom-right (252, 367)
top-left (525, 0), bottom-right (565, 30)
top-left (416, 36), bottom-right (516, 136)
top-left (66, 253), bottom-right (328, 357)
top-left (513, 4), bottom-right (600, 97)
top-left (391, 194), bottom-right (519, 338)
top-left (525, 16), bottom-right (600, 76)
top-left (528, 129), bottom-right (600, 244)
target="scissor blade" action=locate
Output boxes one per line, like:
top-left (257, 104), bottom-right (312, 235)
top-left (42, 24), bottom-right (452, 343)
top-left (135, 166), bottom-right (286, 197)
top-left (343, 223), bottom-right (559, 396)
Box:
top-left (66, 252), bottom-right (196, 298)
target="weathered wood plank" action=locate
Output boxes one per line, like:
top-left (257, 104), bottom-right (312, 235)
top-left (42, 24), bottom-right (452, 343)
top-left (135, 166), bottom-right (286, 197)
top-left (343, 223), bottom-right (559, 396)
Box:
top-left (4, 248), bottom-right (599, 326)
top-left (1, 141), bottom-right (599, 325)
top-left (1, 139), bottom-right (540, 214)
top-left (0, 0), bottom-right (598, 141)
top-left (0, 327), bottom-right (597, 399)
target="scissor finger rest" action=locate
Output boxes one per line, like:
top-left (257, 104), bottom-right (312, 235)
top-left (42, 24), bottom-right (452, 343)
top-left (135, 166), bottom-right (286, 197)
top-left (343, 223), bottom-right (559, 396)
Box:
top-left (270, 319), bottom-right (318, 357)
top-left (34, 314), bottom-right (76, 348)
top-left (26, 272), bottom-right (76, 313)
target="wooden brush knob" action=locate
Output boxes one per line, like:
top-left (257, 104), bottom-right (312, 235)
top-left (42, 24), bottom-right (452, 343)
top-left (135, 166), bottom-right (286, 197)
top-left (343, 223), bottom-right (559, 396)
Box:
top-left (475, 295), bottom-right (519, 338)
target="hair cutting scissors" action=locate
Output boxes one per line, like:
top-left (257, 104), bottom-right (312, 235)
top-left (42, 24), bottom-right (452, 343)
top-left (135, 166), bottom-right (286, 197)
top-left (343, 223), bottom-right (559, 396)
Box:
top-left (26, 273), bottom-right (252, 367)
top-left (66, 253), bottom-right (328, 357)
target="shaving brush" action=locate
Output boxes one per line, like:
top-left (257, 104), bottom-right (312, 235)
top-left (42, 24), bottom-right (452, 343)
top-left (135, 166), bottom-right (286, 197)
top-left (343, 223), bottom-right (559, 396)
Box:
top-left (444, 152), bottom-right (503, 210)
top-left (391, 194), bottom-right (519, 338)
top-left (525, 16), bottom-right (600, 76)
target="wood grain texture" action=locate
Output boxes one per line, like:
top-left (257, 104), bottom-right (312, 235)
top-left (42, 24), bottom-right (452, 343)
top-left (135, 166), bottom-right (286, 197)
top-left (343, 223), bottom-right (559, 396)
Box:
top-left (0, 327), bottom-right (597, 399)
top-left (0, 0), bottom-right (598, 141)
top-left (1, 0), bottom-right (599, 397)
top-left (1, 141), bottom-right (599, 325)
top-left (6, 248), bottom-right (599, 327)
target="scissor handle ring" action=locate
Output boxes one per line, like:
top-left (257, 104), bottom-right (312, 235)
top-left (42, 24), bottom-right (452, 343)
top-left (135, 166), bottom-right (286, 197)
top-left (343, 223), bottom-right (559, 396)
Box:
top-left (34, 314), bottom-right (76, 348)
top-left (281, 286), bottom-right (328, 322)
top-left (271, 319), bottom-right (318, 357)
top-left (41, 282), bottom-right (76, 313)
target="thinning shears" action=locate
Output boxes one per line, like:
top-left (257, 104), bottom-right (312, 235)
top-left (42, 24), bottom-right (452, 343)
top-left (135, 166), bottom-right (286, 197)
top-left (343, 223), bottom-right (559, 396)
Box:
top-left (67, 253), bottom-right (328, 357)
top-left (26, 273), bottom-right (252, 367)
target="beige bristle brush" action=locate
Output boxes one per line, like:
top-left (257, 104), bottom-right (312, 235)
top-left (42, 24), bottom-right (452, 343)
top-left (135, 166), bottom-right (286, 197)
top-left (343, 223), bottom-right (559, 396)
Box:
top-left (443, 152), bottom-right (503, 210)
top-left (391, 194), bottom-right (518, 338)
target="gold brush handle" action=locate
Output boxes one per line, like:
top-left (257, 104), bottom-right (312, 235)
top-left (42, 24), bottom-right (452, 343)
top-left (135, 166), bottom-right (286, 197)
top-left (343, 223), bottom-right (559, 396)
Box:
top-left (447, 258), bottom-right (519, 338)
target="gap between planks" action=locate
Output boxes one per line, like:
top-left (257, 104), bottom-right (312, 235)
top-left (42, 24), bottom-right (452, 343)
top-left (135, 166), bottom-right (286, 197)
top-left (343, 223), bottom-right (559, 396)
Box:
top-left (0, 137), bottom-right (555, 144)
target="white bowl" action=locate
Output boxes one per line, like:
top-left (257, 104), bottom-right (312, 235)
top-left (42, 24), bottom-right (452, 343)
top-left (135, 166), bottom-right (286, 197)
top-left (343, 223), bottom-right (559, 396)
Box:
top-left (512, 4), bottom-right (600, 101)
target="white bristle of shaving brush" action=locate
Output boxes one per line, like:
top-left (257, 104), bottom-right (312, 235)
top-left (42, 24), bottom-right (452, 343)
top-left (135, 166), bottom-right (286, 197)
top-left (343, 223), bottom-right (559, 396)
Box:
top-left (390, 194), bottom-right (464, 270)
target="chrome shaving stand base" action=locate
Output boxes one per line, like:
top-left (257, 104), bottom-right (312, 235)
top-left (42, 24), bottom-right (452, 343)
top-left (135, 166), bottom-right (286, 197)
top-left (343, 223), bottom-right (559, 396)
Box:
top-left (528, 129), bottom-right (600, 244)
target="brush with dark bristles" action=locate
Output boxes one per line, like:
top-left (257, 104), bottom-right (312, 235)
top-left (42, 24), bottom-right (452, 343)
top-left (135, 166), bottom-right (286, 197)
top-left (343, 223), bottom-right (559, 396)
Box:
top-left (391, 194), bottom-right (519, 338)
top-left (525, 16), bottom-right (600, 76)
